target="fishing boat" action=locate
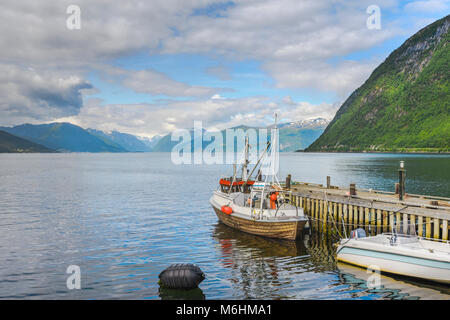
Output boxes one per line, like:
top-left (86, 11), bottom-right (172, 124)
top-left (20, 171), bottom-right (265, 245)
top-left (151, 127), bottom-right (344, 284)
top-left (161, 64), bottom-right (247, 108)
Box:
top-left (336, 225), bottom-right (450, 284)
top-left (209, 115), bottom-right (308, 241)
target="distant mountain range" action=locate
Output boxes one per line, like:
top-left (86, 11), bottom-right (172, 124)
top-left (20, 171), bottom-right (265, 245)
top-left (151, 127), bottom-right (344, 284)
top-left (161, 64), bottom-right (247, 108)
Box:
top-left (307, 15), bottom-right (450, 153)
top-left (0, 130), bottom-right (54, 153)
top-left (0, 117), bottom-right (328, 153)
top-left (86, 129), bottom-right (153, 152)
top-left (152, 118), bottom-right (329, 152)
top-left (0, 123), bottom-right (126, 152)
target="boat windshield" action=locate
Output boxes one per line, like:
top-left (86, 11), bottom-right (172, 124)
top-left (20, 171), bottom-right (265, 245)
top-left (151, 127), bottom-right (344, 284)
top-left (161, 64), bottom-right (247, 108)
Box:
top-left (391, 222), bottom-right (417, 237)
top-left (381, 222), bottom-right (419, 245)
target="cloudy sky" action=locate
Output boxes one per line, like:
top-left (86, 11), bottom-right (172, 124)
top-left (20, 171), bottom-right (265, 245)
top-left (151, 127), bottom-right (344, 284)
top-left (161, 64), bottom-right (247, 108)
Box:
top-left (0, 0), bottom-right (448, 137)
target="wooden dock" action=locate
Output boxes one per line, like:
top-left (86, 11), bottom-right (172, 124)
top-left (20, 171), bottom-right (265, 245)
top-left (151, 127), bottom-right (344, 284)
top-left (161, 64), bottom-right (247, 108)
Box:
top-left (282, 176), bottom-right (450, 242)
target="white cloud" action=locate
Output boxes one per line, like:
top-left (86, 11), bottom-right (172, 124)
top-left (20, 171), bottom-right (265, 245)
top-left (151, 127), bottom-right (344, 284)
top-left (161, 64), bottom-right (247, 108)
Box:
top-left (405, 0), bottom-right (449, 13)
top-left (116, 67), bottom-right (223, 97)
top-left (53, 94), bottom-right (335, 137)
top-left (0, 0), bottom-right (445, 133)
top-left (281, 96), bottom-right (338, 122)
top-left (56, 96), bottom-right (271, 137)
top-left (162, 0), bottom-right (400, 97)
top-left (266, 60), bottom-right (380, 97)
top-left (0, 64), bottom-right (93, 125)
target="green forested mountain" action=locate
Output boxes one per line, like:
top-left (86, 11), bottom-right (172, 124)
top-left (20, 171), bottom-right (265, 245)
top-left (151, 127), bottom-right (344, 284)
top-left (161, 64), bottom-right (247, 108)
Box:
top-left (307, 15), bottom-right (450, 153)
top-left (0, 130), bottom-right (54, 153)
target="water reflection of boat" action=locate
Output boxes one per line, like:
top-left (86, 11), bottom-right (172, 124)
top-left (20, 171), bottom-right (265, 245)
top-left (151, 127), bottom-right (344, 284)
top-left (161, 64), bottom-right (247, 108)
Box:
top-left (212, 223), bottom-right (310, 299)
top-left (337, 262), bottom-right (450, 300)
top-left (213, 222), bottom-right (307, 258)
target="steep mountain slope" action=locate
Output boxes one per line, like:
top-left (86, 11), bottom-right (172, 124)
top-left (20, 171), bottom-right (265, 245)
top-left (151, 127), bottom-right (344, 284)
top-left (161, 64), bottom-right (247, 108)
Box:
top-left (0, 130), bottom-right (55, 153)
top-left (307, 15), bottom-right (450, 152)
top-left (0, 123), bottom-right (126, 152)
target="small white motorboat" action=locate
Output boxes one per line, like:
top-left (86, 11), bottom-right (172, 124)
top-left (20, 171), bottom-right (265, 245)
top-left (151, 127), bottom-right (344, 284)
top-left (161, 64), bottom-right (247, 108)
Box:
top-left (336, 225), bottom-right (450, 284)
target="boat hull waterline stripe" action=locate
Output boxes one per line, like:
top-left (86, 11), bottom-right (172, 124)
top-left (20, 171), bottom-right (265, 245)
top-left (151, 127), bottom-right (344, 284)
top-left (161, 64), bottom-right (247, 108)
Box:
top-left (338, 247), bottom-right (450, 270)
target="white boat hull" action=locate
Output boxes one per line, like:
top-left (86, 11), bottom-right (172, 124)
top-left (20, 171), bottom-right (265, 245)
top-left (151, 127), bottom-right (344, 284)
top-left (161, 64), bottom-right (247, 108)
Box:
top-left (337, 235), bottom-right (450, 284)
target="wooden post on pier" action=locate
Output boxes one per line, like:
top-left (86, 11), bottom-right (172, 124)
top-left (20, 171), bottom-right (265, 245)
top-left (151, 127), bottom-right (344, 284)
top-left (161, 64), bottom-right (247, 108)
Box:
top-left (403, 213), bottom-right (408, 234)
top-left (364, 208), bottom-right (370, 233)
top-left (359, 207), bottom-right (364, 229)
top-left (418, 216), bottom-right (424, 237)
top-left (312, 199), bottom-right (316, 229)
top-left (370, 208), bottom-right (376, 235)
top-left (389, 212), bottom-right (394, 233)
top-left (333, 202), bottom-right (338, 225)
top-left (426, 217), bottom-right (432, 238)
top-left (350, 183), bottom-right (356, 196)
top-left (326, 176), bottom-right (331, 189)
top-left (434, 218), bottom-right (440, 240)
top-left (443, 220), bottom-right (448, 241)
top-left (286, 174), bottom-right (291, 190)
top-left (377, 209), bottom-right (382, 234)
top-left (343, 204), bottom-right (348, 234)
top-left (349, 204), bottom-right (353, 230)
top-left (319, 199), bottom-right (323, 230)
top-left (398, 161), bottom-right (406, 201)
top-left (315, 199), bottom-right (319, 228)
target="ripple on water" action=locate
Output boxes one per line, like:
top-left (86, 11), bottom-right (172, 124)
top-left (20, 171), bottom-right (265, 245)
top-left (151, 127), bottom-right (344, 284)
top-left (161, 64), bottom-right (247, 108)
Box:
top-left (0, 153), bottom-right (449, 299)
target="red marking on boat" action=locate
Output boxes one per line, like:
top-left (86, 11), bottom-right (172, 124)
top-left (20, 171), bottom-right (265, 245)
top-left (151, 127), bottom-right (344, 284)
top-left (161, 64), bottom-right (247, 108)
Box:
top-left (221, 205), bottom-right (233, 215)
top-left (219, 179), bottom-right (255, 186)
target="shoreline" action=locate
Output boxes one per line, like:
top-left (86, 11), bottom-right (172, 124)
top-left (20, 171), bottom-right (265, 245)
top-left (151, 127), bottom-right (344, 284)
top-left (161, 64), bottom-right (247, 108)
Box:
top-left (298, 150), bottom-right (450, 155)
top-left (1, 150), bottom-right (450, 155)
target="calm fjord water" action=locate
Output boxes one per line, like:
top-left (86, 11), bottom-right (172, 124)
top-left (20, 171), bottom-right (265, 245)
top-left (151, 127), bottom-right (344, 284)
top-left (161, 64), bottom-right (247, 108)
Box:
top-left (0, 153), bottom-right (449, 300)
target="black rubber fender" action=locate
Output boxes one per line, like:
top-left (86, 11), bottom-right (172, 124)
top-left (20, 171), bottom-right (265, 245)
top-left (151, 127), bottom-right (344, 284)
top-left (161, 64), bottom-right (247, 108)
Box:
top-left (159, 264), bottom-right (205, 289)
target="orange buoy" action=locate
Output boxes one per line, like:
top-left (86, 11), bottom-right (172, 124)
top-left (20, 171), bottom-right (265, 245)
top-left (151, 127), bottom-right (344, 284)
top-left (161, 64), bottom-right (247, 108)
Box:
top-left (221, 205), bottom-right (233, 215)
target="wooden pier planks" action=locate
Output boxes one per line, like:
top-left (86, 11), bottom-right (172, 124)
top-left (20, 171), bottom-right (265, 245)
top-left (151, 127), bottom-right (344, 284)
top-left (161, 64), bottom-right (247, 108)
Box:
top-left (289, 183), bottom-right (450, 242)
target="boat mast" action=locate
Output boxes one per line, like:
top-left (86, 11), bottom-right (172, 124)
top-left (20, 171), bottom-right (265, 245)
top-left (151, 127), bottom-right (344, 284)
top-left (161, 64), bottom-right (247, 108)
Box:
top-left (228, 134), bottom-right (249, 195)
top-left (242, 135), bottom-right (249, 181)
top-left (259, 114), bottom-right (281, 215)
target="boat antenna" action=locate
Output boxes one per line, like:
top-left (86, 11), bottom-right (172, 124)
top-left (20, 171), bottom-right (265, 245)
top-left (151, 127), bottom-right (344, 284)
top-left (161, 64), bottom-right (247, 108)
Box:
top-left (245, 141), bottom-right (270, 184)
top-left (228, 134), bottom-right (248, 195)
top-left (242, 135), bottom-right (249, 181)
